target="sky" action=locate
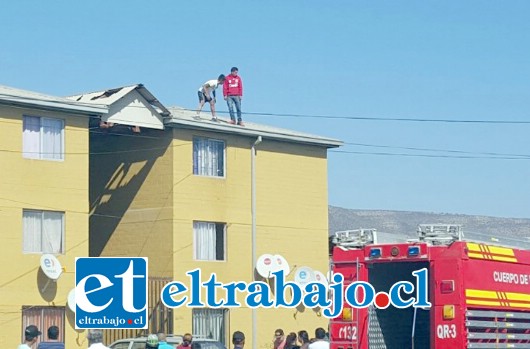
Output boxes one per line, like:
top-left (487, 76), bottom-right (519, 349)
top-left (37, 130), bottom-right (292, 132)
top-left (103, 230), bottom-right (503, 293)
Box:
top-left (1, 1), bottom-right (529, 219)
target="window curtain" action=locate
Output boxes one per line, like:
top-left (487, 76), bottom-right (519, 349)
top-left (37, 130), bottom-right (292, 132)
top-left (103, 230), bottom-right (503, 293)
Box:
top-left (23, 210), bottom-right (63, 253)
top-left (23, 210), bottom-right (42, 253)
top-left (42, 118), bottom-right (63, 160)
top-left (194, 222), bottom-right (216, 260)
top-left (42, 211), bottom-right (63, 253)
top-left (192, 308), bottom-right (227, 345)
top-left (23, 116), bottom-right (40, 159)
top-left (193, 138), bottom-right (224, 176)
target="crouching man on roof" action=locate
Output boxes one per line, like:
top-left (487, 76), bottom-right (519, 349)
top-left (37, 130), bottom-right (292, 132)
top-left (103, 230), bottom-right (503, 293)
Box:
top-left (196, 74), bottom-right (225, 121)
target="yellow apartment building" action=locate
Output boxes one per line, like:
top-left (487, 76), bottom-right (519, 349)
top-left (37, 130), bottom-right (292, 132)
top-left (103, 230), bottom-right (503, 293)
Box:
top-left (167, 108), bottom-right (342, 349)
top-left (0, 85), bottom-right (107, 349)
top-left (77, 84), bottom-right (342, 349)
top-left (0, 83), bottom-right (340, 349)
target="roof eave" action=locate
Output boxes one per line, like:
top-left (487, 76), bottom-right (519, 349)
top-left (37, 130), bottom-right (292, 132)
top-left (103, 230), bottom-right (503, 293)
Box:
top-left (165, 118), bottom-right (343, 148)
top-left (0, 98), bottom-right (108, 116)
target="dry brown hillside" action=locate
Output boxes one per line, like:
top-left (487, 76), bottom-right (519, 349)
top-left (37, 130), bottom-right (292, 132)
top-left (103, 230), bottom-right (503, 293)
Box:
top-left (329, 205), bottom-right (530, 246)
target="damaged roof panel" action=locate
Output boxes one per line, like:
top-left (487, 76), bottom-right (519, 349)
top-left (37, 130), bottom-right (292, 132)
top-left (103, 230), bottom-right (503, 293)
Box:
top-left (68, 84), bottom-right (169, 130)
top-left (68, 84), bottom-right (169, 116)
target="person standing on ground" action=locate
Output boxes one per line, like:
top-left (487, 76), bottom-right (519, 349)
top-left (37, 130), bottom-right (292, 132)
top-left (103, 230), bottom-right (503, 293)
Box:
top-left (87, 329), bottom-right (109, 349)
top-left (284, 333), bottom-right (300, 349)
top-left (196, 75), bottom-right (226, 121)
top-left (145, 334), bottom-right (159, 349)
top-left (298, 330), bottom-right (310, 349)
top-left (232, 331), bottom-right (245, 349)
top-left (223, 67), bottom-right (244, 126)
top-left (273, 329), bottom-right (286, 349)
top-left (37, 326), bottom-right (64, 349)
top-left (307, 328), bottom-right (329, 349)
top-left (157, 333), bottom-right (173, 349)
top-left (176, 333), bottom-right (193, 349)
top-left (19, 325), bottom-right (42, 349)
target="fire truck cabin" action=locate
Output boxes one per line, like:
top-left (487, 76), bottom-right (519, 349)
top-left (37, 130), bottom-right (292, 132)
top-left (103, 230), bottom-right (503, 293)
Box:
top-left (330, 224), bottom-right (530, 349)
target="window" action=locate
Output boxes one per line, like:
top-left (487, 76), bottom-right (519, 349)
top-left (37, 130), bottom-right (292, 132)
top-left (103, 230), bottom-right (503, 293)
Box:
top-left (193, 222), bottom-right (225, 261)
top-left (192, 308), bottom-right (228, 345)
top-left (23, 116), bottom-right (64, 160)
top-left (193, 137), bottom-right (225, 177)
top-left (22, 306), bottom-right (65, 345)
top-left (23, 210), bottom-right (65, 254)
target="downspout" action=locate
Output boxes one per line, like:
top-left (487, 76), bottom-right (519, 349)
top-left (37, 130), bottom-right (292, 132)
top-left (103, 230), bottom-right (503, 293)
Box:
top-left (251, 136), bottom-right (262, 349)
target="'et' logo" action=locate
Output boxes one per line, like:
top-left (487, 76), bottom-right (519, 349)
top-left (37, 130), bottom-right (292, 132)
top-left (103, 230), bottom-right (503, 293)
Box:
top-left (75, 257), bottom-right (148, 329)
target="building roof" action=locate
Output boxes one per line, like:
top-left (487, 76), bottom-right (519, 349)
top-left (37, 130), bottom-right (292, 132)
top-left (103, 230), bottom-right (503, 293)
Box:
top-left (68, 84), bottom-right (170, 130)
top-left (68, 84), bottom-right (169, 117)
top-left (167, 107), bottom-right (343, 148)
top-left (4, 82), bottom-right (342, 147)
top-left (0, 84), bottom-right (107, 115)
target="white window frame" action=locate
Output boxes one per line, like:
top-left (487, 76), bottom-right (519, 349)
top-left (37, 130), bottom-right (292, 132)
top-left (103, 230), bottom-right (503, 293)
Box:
top-left (192, 308), bottom-right (229, 345)
top-left (23, 209), bottom-right (65, 254)
top-left (193, 221), bottom-right (226, 261)
top-left (193, 137), bottom-right (226, 178)
top-left (23, 115), bottom-right (65, 161)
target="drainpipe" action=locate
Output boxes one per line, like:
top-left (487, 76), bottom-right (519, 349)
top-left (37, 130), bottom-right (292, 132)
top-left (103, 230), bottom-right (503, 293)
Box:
top-left (251, 136), bottom-right (262, 349)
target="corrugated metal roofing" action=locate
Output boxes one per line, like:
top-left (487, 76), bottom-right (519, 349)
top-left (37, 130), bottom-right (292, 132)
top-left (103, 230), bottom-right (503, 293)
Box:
top-left (167, 106), bottom-right (343, 148)
top-left (0, 84), bottom-right (107, 115)
top-left (68, 84), bottom-right (169, 116)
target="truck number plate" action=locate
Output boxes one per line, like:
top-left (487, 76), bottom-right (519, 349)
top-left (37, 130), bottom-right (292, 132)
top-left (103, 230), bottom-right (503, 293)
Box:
top-left (436, 324), bottom-right (457, 339)
top-left (338, 325), bottom-right (357, 340)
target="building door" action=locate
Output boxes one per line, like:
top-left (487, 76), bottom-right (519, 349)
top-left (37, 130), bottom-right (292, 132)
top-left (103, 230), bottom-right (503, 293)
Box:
top-left (22, 306), bottom-right (65, 345)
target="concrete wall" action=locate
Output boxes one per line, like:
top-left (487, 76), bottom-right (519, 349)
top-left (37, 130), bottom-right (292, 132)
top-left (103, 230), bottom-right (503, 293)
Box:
top-left (89, 126), bottom-right (174, 278)
top-left (0, 102), bottom-right (332, 349)
top-left (0, 105), bottom-right (89, 349)
top-left (170, 128), bottom-right (330, 349)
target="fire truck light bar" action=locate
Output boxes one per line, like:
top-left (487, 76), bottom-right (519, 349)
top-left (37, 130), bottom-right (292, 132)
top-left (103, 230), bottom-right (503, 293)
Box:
top-left (369, 248), bottom-right (382, 258)
top-left (408, 246), bottom-right (420, 256)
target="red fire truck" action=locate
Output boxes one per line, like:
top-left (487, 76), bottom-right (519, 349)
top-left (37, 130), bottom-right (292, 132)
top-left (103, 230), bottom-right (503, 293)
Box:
top-left (330, 224), bottom-right (530, 349)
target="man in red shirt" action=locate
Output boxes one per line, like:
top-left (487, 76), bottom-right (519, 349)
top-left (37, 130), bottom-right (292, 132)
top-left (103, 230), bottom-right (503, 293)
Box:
top-left (177, 333), bottom-right (192, 349)
top-left (223, 67), bottom-right (244, 126)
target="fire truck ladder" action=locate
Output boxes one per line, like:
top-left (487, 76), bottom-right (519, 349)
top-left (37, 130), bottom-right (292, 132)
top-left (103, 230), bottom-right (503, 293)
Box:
top-left (332, 229), bottom-right (378, 248)
top-left (417, 224), bottom-right (463, 245)
top-left (467, 309), bottom-right (530, 348)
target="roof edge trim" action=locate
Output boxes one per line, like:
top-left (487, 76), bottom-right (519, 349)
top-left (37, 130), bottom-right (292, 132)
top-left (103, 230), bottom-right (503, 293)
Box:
top-left (165, 118), bottom-right (343, 148)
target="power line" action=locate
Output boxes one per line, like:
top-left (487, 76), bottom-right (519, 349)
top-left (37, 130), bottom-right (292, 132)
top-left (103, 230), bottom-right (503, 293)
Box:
top-left (344, 142), bottom-right (530, 159)
top-left (0, 135), bottom-right (527, 160)
top-left (2, 139), bottom-right (527, 159)
top-left (3, 90), bottom-right (530, 124)
top-left (330, 149), bottom-right (530, 160)
top-left (1, 108), bottom-right (528, 159)
top-left (207, 109), bottom-right (530, 124)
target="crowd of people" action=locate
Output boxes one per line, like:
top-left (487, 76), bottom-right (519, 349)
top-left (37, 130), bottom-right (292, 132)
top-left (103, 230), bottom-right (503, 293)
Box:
top-left (18, 325), bottom-right (65, 349)
top-left (272, 328), bottom-right (329, 349)
top-left (19, 325), bottom-right (329, 349)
